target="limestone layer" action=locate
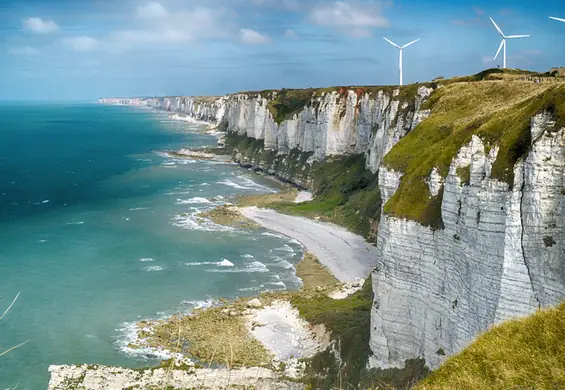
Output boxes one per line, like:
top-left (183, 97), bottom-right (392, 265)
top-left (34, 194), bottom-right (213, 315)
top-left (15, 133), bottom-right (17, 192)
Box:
top-left (100, 91), bottom-right (565, 372)
top-left (370, 113), bottom-right (565, 369)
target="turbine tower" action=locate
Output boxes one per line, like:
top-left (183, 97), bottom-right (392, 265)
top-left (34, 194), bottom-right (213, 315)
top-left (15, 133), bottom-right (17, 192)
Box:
top-left (489, 17), bottom-right (530, 69)
top-left (549, 16), bottom-right (565, 23)
top-left (383, 37), bottom-right (420, 86)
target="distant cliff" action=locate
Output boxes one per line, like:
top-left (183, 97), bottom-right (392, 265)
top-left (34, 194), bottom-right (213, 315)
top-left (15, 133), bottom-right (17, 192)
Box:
top-left (100, 73), bottom-right (565, 372)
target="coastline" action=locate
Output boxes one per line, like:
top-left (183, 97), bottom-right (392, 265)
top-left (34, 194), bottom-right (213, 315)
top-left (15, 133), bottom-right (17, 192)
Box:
top-left (48, 104), bottom-right (377, 389)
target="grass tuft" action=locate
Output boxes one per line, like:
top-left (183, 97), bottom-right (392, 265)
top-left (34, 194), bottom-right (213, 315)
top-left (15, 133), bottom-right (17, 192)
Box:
top-left (415, 301), bottom-right (565, 390)
top-left (383, 82), bottom-right (565, 226)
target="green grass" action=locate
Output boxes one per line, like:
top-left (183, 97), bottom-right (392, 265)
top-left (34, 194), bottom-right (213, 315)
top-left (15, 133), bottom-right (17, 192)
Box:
top-left (224, 133), bottom-right (315, 186)
top-left (383, 81), bottom-right (565, 227)
top-left (292, 277), bottom-right (374, 389)
top-left (266, 89), bottom-right (315, 124)
top-left (270, 154), bottom-right (382, 240)
top-left (456, 166), bottom-right (471, 185)
top-left (415, 301), bottom-right (565, 390)
top-left (360, 359), bottom-right (431, 390)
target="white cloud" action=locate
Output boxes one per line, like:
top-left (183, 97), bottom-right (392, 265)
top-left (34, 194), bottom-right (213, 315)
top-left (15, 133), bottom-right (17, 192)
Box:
top-left (239, 28), bottom-right (270, 44)
top-left (23, 17), bottom-right (59, 34)
top-left (110, 5), bottom-right (233, 47)
top-left (309, 1), bottom-right (389, 36)
top-left (284, 29), bottom-right (298, 38)
top-left (137, 2), bottom-right (169, 19)
top-left (9, 46), bottom-right (41, 56)
top-left (63, 36), bottom-right (101, 52)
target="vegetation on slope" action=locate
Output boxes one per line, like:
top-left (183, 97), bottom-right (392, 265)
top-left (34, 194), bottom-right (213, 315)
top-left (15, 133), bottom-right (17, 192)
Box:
top-left (383, 81), bottom-right (565, 228)
top-left (224, 134), bottom-right (382, 240)
top-left (292, 276), bottom-right (374, 389)
top-left (415, 301), bottom-right (565, 390)
top-left (243, 82), bottom-right (433, 125)
top-left (270, 154), bottom-right (382, 240)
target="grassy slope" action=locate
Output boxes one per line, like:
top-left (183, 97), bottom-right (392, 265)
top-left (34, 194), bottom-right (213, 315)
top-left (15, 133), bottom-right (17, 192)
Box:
top-left (383, 80), bottom-right (565, 228)
top-left (415, 302), bottom-right (565, 390)
top-left (271, 154), bottom-right (382, 240)
top-left (291, 277), bottom-right (374, 389)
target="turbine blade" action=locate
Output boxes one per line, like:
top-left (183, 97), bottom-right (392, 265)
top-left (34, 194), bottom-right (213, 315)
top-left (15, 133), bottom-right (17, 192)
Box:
top-left (506, 35), bottom-right (530, 38)
top-left (490, 17), bottom-right (505, 37)
top-left (549, 16), bottom-right (565, 23)
top-left (402, 39), bottom-right (420, 48)
top-left (383, 37), bottom-right (401, 49)
top-left (494, 39), bottom-right (504, 60)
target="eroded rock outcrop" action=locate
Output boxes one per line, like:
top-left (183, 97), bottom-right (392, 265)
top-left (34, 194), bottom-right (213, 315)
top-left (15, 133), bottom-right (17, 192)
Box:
top-left (48, 364), bottom-right (304, 390)
top-left (370, 113), bottom-right (565, 369)
top-left (101, 81), bottom-right (565, 376)
top-left (100, 86), bottom-right (433, 177)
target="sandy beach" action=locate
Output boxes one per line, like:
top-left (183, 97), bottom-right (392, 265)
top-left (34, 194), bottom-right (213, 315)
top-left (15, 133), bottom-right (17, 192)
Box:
top-left (240, 206), bottom-right (378, 283)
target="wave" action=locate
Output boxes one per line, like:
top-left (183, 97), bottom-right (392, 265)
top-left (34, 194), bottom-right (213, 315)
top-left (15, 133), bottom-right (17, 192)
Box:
top-left (206, 260), bottom-right (269, 274)
top-left (264, 281), bottom-right (286, 288)
top-left (172, 211), bottom-right (234, 233)
top-left (140, 258), bottom-right (154, 262)
top-left (65, 221), bottom-right (85, 225)
top-left (116, 321), bottom-right (180, 361)
top-left (185, 259), bottom-right (234, 267)
top-left (169, 114), bottom-right (212, 127)
top-left (164, 190), bottom-right (193, 196)
top-left (42, 200), bottom-right (50, 204)
top-left (241, 254), bottom-right (254, 259)
top-left (179, 299), bottom-right (216, 310)
top-left (261, 232), bottom-right (285, 239)
top-left (275, 258), bottom-right (296, 271)
top-left (145, 265), bottom-right (165, 272)
top-left (217, 176), bottom-right (277, 193)
top-left (176, 197), bottom-right (212, 205)
top-left (129, 207), bottom-right (149, 211)
top-left (274, 244), bottom-right (295, 253)
top-left (237, 284), bottom-right (265, 292)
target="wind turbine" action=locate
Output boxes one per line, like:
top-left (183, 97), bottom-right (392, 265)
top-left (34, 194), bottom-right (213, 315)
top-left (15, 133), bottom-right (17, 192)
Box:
top-left (383, 37), bottom-right (420, 86)
top-left (549, 16), bottom-right (565, 23)
top-left (490, 17), bottom-right (530, 69)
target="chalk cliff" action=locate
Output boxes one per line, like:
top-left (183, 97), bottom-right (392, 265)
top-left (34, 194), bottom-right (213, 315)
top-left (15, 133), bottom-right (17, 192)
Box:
top-left (100, 85), bottom-right (432, 176)
top-left (99, 78), bottom-right (565, 373)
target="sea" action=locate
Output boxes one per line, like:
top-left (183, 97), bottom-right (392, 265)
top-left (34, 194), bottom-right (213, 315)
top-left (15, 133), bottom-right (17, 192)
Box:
top-left (0, 102), bottom-right (303, 389)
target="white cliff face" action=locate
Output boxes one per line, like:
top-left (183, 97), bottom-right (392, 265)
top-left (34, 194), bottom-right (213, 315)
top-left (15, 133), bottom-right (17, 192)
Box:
top-left (101, 86), bottom-right (432, 176)
top-left (370, 114), bottom-right (565, 370)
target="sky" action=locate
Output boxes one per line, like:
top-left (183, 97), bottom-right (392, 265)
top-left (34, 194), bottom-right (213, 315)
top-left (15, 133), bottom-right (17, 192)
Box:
top-left (1, 0), bottom-right (565, 101)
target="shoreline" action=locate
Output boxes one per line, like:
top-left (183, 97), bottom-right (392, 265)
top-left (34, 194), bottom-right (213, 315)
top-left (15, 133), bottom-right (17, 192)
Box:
top-left (47, 104), bottom-right (375, 389)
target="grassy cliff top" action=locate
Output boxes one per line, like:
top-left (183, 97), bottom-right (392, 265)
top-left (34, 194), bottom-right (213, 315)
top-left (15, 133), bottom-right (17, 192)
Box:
top-left (383, 77), bottom-right (565, 228)
top-left (415, 301), bottom-right (565, 390)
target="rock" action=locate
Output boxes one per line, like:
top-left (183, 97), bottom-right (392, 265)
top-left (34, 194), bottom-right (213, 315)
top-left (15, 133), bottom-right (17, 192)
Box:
top-left (228, 310), bottom-right (239, 316)
top-left (221, 309), bottom-right (230, 315)
top-left (241, 309), bottom-right (252, 316)
top-left (247, 298), bottom-right (262, 308)
top-left (48, 364), bottom-right (305, 390)
top-left (370, 117), bottom-right (565, 370)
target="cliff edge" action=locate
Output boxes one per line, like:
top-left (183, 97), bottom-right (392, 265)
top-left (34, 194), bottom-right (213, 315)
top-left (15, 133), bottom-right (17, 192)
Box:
top-left (100, 69), bottom-right (565, 381)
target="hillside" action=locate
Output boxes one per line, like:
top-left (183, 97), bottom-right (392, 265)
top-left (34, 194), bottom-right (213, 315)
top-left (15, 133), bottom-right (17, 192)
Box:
top-left (94, 68), bottom-right (565, 389)
top-left (415, 301), bottom-right (565, 390)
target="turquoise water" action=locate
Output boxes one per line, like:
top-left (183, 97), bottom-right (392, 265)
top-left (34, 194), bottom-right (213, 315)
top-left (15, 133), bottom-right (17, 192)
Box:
top-left (0, 104), bottom-right (302, 389)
